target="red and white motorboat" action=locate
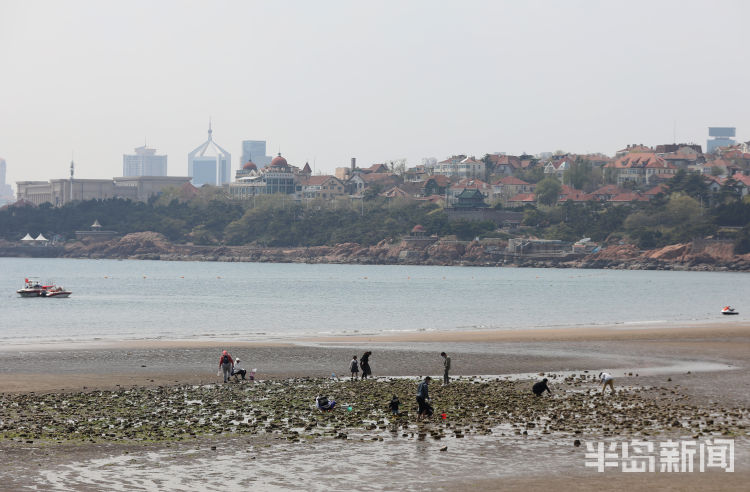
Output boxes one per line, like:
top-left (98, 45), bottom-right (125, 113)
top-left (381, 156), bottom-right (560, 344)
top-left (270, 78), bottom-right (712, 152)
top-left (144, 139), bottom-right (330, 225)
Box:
top-left (17, 278), bottom-right (72, 298)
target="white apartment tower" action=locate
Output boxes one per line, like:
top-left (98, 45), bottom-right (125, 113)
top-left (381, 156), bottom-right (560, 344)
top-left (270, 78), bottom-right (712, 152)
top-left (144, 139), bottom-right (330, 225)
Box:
top-left (123, 145), bottom-right (168, 176)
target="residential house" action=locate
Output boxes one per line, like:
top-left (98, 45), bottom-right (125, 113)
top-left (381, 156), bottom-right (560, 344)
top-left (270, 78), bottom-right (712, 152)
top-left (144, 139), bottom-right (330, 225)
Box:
top-left (507, 193), bottom-right (536, 207)
top-left (346, 172), bottom-right (400, 195)
top-left (605, 152), bottom-right (677, 186)
top-left (590, 184), bottom-right (623, 202)
top-left (364, 163), bottom-right (390, 174)
top-left (380, 182), bottom-right (422, 200)
top-left (404, 165), bottom-right (428, 182)
top-left (661, 151), bottom-right (702, 169)
top-left (433, 155), bottom-right (485, 179)
top-left (486, 154), bottom-right (521, 176)
top-left (492, 176), bottom-right (534, 204)
top-left (420, 175), bottom-right (451, 197)
top-left (615, 144), bottom-right (653, 157)
top-left (557, 185), bottom-right (591, 203)
top-left (731, 173), bottom-right (750, 197)
top-left (608, 191), bottom-right (649, 205)
top-left (543, 157), bottom-right (570, 180)
top-left (299, 175), bottom-right (345, 200)
top-left (642, 184), bottom-right (668, 199)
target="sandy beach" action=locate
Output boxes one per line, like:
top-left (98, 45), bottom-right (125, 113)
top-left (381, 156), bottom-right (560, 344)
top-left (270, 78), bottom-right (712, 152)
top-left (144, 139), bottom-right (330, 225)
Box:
top-left (1, 322), bottom-right (748, 490)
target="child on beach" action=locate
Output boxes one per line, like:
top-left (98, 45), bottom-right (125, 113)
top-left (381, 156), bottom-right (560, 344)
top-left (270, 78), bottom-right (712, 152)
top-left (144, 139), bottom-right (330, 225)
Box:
top-left (388, 395), bottom-right (401, 415)
top-left (599, 372), bottom-right (614, 394)
top-left (350, 355), bottom-right (359, 380)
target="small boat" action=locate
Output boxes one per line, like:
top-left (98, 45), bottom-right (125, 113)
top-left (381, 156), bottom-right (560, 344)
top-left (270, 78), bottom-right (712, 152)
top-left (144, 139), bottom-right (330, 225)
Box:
top-left (721, 306), bottom-right (738, 315)
top-left (17, 278), bottom-right (72, 298)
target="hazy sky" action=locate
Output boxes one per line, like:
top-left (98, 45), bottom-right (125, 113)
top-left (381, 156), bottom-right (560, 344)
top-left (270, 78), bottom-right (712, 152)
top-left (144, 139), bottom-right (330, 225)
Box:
top-left (1, 0), bottom-right (748, 184)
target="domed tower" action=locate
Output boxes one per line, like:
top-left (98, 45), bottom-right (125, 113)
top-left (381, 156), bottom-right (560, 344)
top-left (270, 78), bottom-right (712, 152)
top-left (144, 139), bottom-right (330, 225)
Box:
top-left (263, 153), bottom-right (295, 194)
top-left (268, 153), bottom-right (289, 170)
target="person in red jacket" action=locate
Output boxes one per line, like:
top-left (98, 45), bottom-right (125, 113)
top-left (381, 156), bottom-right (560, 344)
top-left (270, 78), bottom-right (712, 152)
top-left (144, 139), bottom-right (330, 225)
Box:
top-left (218, 350), bottom-right (234, 383)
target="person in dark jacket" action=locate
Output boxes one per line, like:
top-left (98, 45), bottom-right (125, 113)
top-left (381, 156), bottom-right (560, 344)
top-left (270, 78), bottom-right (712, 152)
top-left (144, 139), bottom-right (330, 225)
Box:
top-left (532, 378), bottom-right (552, 396)
top-left (441, 352), bottom-right (451, 385)
top-left (416, 376), bottom-right (433, 419)
top-left (388, 395), bottom-right (400, 415)
top-left (360, 351), bottom-right (372, 379)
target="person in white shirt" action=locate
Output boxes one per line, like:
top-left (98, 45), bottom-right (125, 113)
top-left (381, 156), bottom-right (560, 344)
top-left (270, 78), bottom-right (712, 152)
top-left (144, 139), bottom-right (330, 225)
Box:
top-left (598, 372), bottom-right (614, 394)
top-left (232, 358), bottom-right (247, 381)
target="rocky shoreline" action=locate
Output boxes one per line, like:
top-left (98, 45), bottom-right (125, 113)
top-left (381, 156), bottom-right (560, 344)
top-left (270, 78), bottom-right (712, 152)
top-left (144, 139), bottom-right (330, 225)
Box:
top-left (1, 231), bottom-right (749, 271)
top-left (1, 375), bottom-right (745, 445)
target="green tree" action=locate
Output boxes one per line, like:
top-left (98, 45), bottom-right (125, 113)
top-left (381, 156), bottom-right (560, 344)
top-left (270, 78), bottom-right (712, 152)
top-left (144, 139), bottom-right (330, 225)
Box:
top-left (535, 177), bottom-right (562, 206)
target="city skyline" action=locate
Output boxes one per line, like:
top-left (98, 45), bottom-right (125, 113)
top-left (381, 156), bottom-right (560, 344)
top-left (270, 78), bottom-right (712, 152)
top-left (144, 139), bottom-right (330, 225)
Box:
top-left (1, 0), bottom-right (748, 184)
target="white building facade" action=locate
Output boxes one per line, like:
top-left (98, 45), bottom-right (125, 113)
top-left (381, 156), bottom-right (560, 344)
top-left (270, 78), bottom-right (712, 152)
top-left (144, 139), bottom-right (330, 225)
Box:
top-left (123, 146), bottom-right (168, 176)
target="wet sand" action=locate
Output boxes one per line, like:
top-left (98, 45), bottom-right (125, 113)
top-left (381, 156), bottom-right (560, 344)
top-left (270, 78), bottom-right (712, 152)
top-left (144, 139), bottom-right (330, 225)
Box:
top-left (1, 322), bottom-right (748, 490)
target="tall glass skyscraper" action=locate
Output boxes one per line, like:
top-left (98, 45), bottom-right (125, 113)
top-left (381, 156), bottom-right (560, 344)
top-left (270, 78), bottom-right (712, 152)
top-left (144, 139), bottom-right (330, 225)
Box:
top-left (241, 140), bottom-right (272, 167)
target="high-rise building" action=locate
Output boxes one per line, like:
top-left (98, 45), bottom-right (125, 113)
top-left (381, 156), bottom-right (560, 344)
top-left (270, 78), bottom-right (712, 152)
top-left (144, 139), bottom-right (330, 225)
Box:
top-left (122, 145), bottom-right (168, 176)
top-left (707, 127), bottom-right (736, 153)
top-left (0, 157), bottom-right (15, 205)
top-left (188, 123), bottom-right (231, 186)
top-left (241, 140), bottom-right (272, 168)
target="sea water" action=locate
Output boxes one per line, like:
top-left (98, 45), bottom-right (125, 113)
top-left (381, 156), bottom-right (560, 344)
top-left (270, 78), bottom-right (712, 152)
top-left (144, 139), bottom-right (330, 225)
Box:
top-left (0, 257), bottom-right (746, 344)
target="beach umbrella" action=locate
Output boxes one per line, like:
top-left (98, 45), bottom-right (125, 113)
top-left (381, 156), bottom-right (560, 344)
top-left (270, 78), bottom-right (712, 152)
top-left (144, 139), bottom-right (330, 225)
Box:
top-left (21, 233), bottom-right (34, 242)
top-left (35, 233), bottom-right (48, 242)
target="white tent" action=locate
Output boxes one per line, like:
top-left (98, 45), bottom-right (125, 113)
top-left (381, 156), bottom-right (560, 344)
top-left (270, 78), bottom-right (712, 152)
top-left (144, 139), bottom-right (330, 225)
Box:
top-left (35, 233), bottom-right (48, 242)
top-left (21, 233), bottom-right (34, 242)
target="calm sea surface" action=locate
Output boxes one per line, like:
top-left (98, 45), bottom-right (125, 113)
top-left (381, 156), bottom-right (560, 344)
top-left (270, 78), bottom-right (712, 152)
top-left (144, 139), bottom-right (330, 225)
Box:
top-left (0, 257), bottom-right (746, 344)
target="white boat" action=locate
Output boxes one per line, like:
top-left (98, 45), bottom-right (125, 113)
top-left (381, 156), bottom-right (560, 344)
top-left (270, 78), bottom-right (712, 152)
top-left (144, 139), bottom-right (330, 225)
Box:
top-left (721, 306), bottom-right (738, 315)
top-left (17, 278), bottom-right (72, 298)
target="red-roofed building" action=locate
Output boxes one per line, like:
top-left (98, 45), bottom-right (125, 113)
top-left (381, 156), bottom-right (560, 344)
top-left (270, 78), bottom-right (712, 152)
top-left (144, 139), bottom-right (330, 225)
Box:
top-left (486, 154), bottom-right (522, 175)
top-left (345, 172), bottom-right (401, 195)
top-left (558, 186), bottom-right (591, 203)
top-left (365, 163), bottom-right (390, 174)
top-left (615, 144), bottom-right (654, 157)
top-left (730, 173), bottom-right (750, 197)
top-left (608, 191), bottom-right (648, 204)
top-left (507, 193), bottom-right (536, 206)
top-left (642, 184), bottom-right (668, 198)
top-left (605, 152), bottom-right (676, 186)
top-left (492, 176), bottom-right (534, 204)
top-left (590, 184), bottom-right (623, 201)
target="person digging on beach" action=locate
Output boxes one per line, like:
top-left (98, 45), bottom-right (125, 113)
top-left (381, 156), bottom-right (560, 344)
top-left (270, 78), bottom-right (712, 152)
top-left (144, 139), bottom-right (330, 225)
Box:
top-left (349, 355), bottom-right (359, 381)
top-left (532, 378), bottom-right (552, 396)
top-left (218, 350), bottom-right (234, 383)
top-left (441, 352), bottom-right (451, 385)
top-left (599, 372), bottom-right (615, 394)
top-left (360, 351), bottom-right (372, 380)
top-left (315, 395), bottom-right (336, 411)
top-left (232, 358), bottom-right (247, 381)
top-left (388, 395), bottom-right (401, 415)
top-left (416, 376), bottom-right (433, 420)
